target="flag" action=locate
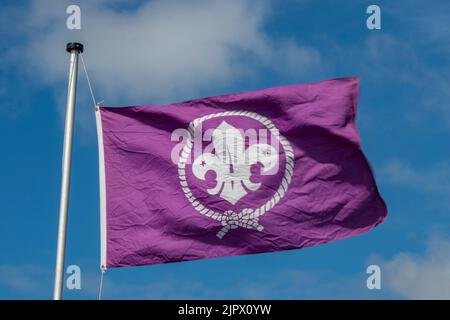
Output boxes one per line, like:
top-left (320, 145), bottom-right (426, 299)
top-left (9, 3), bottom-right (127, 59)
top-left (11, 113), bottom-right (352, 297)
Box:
top-left (95, 77), bottom-right (387, 269)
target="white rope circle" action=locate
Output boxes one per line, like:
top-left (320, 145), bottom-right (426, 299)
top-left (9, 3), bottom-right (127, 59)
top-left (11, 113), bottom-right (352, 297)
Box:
top-left (178, 111), bottom-right (295, 238)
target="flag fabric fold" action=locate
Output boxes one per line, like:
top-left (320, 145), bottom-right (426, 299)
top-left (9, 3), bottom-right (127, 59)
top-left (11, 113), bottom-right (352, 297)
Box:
top-left (96, 77), bottom-right (387, 269)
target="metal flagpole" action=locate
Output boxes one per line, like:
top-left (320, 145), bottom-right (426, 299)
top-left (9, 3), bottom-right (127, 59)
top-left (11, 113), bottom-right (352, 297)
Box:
top-left (53, 42), bottom-right (84, 300)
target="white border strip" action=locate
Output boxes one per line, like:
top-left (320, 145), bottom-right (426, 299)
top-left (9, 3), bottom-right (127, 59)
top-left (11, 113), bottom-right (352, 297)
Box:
top-left (95, 107), bottom-right (107, 270)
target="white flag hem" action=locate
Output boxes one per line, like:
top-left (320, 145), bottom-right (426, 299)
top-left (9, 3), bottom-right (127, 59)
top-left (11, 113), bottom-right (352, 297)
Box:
top-left (95, 107), bottom-right (107, 270)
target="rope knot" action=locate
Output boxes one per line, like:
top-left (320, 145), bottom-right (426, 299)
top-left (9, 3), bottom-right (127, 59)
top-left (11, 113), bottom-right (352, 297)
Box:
top-left (216, 208), bottom-right (263, 238)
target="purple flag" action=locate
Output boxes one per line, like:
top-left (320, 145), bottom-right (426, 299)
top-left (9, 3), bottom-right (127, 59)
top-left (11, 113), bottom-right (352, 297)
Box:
top-left (96, 77), bottom-right (387, 269)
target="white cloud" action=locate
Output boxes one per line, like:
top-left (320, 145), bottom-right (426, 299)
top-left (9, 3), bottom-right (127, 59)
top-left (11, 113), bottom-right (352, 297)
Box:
top-left (381, 159), bottom-right (450, 195)
top-left (271, 38), bottom-right (322, 79)
top-left (100, 276), bottom-right (224, 299)
top-left (362, 3), bottom-right (450, 129)
top-left (0, 264), bottom-right (51, 296)
top-left (388, 1), bottom-right (450, 55)
top-left (0, 262), bottom-right (372, 299)
top-left (2, 0), bottom-right (321, 106)
top-left (237, 269), bottom-right (367, 299)
top-left (92, 267), bottom-right (370, 299)
top-left (380, 236), bottom-right (450, 299)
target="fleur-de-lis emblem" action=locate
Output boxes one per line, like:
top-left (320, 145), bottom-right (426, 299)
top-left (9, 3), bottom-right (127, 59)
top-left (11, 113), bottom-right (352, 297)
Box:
top-left (192, 121), bottom-right (278, 204)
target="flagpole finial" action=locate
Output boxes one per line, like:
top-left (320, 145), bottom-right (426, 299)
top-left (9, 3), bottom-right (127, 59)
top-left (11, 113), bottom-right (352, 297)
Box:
top-left (66, 42), bottom-right (84, 53)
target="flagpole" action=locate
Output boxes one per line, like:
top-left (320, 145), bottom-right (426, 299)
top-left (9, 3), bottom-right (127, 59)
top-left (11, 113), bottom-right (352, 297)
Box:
top-left (53, 42), bottom-right (84, 300)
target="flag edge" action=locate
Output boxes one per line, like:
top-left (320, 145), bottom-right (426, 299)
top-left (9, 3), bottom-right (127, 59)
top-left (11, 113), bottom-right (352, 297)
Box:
top-left (95, 107), bottom-right (108, 270)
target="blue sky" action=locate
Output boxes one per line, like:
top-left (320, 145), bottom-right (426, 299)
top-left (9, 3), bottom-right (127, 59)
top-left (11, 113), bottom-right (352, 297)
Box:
top-left (1, 0), bottom-right (449, 299)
